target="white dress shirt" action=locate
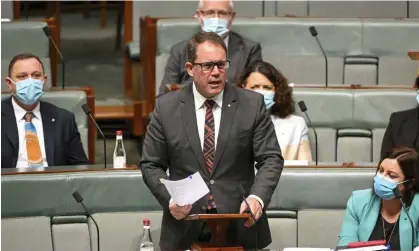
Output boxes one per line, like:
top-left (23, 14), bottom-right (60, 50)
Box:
top-left (192, 84), bottom-right (265, 209)
top-left (12, 98), bottom-right (49, 168)
top-left (193, 83), bottom-right (223, 150)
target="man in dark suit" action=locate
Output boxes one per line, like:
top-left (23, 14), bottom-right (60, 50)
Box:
top-left (158, 0), bottom-right (262, 95)
top-left (141, 32), bottom-right (283, 250)
top-left (381, 75), bottom-right (419, 158)
top-left (1, 53), bottom-right (89, 168)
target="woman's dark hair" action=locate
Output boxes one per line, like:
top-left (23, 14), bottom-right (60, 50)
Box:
top-left (236, 61), bottom-right (295, 119)
top-left (375, 147), bottom-right (419, 206)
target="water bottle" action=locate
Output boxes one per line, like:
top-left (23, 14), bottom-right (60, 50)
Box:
top-left (113, 130), bottom-right (126, 168)
top-left (140, 219), bottom-right (154, 251)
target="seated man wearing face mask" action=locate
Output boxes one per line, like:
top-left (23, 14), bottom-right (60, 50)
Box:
top-left (1, 53), bottom-right (89, 168)
top-left (158, 0), bottom-right (262, 95)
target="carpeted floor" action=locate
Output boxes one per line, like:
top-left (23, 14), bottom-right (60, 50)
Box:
top-left (58, 11), bottom-right (142, 165)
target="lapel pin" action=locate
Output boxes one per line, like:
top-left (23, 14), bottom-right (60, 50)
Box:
top-left (52, 118), bottom-right (55, 122)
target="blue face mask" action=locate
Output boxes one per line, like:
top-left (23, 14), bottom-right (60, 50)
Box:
top-left (202, 18), bottom-right (229, 37)
top-left (253, 89), bottom-right (275, 109)
top-left (10, 78), bottom-right (44, 105)
top-left (373, 173), bottom-right (406, 200)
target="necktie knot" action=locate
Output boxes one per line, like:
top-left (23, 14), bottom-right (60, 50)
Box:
top-left (205, 99), bottom-right (216, 109)
top-left (24, 112), bottom-right (33, 122)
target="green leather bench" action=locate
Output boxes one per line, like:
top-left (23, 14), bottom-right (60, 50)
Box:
top-left (1, 167), bottom-right (376, 251)
top-left (293, 88), bottom-right (417, 163)
top-left (151, 18), bottom-right (418, 96)
top-left (1, 91), bottom-right (89, 159)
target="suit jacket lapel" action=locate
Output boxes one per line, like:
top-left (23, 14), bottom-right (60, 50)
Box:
top-left (212, 85), bottom-right (237, 175)
top-left (2, 98), bottom-right (19, 161)
top-left (180, 86), bottom-right (209, 177)
top-left (40, 102), bottom-right (55, 166)
top-left (227, 32), bottom-right (244, 85)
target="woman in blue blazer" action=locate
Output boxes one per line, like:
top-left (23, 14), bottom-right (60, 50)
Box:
top-left (338, 147), bottom-right (419, 250)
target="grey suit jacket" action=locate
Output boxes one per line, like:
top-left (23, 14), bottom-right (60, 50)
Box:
top-left (140, 83), bottom-right (283, 250)
top-left (159, 31), bottom-right (263, 94)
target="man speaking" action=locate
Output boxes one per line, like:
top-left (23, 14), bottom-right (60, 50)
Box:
top-left (140, 32), bottom-right (283, 250)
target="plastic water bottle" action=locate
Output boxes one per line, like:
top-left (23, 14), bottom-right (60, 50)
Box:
top-left (113, 130), bottom-right (126, 168)
top-left (140, 219), bottom-right (154, 251)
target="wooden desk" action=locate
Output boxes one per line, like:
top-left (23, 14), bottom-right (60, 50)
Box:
top-left (1, 165), bottom-right (138, 175)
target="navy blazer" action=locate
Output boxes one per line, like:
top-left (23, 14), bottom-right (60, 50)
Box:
top-left (381, 107), bottom-right (419, 159)
top-left (1, 97), bottom-right (89, 168)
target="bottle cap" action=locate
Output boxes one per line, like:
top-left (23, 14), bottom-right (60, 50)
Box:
top-left (116, 130), bottom-right (123, 136)
top-left (143, 219), bottom-right (150, 226)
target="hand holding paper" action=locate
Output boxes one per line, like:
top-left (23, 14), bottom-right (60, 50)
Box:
top-left (160, 172), bottom-right (210, 206)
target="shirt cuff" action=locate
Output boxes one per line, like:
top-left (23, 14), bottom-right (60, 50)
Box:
top-left (248, 194), bottom-right (264, 209)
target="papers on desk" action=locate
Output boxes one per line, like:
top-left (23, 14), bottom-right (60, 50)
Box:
top-left (337, 246), bottom-right (388, 251)
top-left (160, 172), bottom-right (209, 206)
top-left (284, 160), bottom-right (309, 166)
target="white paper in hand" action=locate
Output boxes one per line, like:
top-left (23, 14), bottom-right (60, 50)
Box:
top-left (160, 172), bottom-right (210, 206)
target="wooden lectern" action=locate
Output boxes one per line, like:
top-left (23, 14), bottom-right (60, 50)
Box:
top-left (185, 213), bottom-right (251, 251)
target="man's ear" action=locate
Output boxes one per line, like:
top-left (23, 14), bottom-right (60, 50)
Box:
top-left (43, 75), bottom-right (48, 89)
top-left (229, 12), bottom-right (236, 27)
top-left (5, 77), bottom-right (13, 91)
top-left (185, 62), bottom-right (194, 77)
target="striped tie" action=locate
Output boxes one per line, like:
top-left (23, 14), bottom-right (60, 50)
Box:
top-left (203, 100), bottom-right (216, 209)
top-left (24, 112), bottom-right (44, 168)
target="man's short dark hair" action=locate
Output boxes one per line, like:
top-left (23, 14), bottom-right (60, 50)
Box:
top-left (8, 53), bottom-right (45, 76)
top-left (187, 32), bottom-right (228, 63)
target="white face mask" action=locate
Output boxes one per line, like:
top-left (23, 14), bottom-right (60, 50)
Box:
top-left (202, 18), bottom-right (229, 37)
top-left (416, 91), bottom-right (419, 104)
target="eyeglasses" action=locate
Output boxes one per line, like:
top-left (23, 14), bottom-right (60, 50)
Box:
top-left (193, 60), bottom-right (230, 72)
top-left (199, 10), bottom-right (233, 18)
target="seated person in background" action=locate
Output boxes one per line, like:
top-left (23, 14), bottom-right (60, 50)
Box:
top-left (237, 61), bottom-right (312, 161)
top-left (381, 75), bottom-right (419, 158)
top-left (338, 147), bottom-right (419, 250)
top-left (1, 53), bottom-right (89, 168)
top-left (159, 0), bottom-right (262, 94)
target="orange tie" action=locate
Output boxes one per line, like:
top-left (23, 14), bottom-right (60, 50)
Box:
top-left (24, 112), bottom-right (44, 167)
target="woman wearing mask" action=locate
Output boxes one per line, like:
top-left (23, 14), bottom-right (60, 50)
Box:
top-left (381, 75), bottom-right (419, 159)
top-left (237, 61), bottom-right (312, 161)
top-left (338, 147), bottom-right (419, 250)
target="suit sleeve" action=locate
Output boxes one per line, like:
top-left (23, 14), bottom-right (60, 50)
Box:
top-left (66, 113), bottom-right (89, 165)
top-left (381, 113), bottom-right (396, 159)
top-left (338, 192), bottom-right (361, 246)
top-left (251, 94), bottom-right (284, 208)
top-left (140, 99), bottom-right (171, 211)
top-left (246, 43), bottom-right (263, 67)
top-left (159, 45), bottom-right (182, 95)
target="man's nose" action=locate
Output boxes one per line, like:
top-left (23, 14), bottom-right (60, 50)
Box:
top-left (211, 65), bottom-right (221, 75)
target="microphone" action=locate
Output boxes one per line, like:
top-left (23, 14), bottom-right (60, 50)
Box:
top-left (393, 187), bottom-right (415, 250)
top-left (298, 101), bottom-right (318, 166)
top-left (42, 26), bottom-right (66, 89)
top-left (237, 184), bottom-right (258, 250)
top-left (82, 104), bottom-right (107, 168)
top-left (72, 191), bottom-right (101, 251)
top-left (309, 26), bottom-right (328, 87)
